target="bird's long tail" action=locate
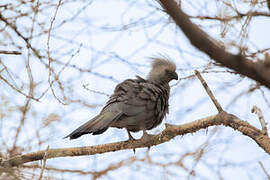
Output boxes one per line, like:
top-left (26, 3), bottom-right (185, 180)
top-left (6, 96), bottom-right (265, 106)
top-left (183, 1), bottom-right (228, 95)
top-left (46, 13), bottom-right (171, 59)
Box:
top-left (64, 111), bottom-right (122, 140)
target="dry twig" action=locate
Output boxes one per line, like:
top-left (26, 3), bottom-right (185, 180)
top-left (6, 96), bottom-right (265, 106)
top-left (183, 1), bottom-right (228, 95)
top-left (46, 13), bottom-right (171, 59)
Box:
top-left (252, 106), bottom-right (268, 135)
top-left (0, 50), bottom-right (21, 55)
top-left (38, 145), bottom-right (49, 180)
top-left (259, 161), bottom-right (270, 180)
top-left (195, 70), bottom-right (223, 112)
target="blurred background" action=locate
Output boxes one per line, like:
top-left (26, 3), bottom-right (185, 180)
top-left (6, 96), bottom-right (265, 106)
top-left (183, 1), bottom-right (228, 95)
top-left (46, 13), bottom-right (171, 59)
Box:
top-left (0, 0), bottom-right (269, 179)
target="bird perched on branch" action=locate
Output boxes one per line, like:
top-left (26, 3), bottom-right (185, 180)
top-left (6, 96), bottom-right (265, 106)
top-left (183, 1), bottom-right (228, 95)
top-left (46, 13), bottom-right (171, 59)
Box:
top-left (64, 57), bottom-right (178, 141)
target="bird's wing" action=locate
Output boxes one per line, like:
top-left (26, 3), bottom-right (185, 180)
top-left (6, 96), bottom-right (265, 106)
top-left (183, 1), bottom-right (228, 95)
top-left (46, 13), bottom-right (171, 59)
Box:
top-left (108, 77), bottom-right (169, 131)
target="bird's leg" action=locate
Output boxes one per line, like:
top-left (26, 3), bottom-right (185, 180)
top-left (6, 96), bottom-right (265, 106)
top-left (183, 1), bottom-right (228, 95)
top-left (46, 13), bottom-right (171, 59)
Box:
top-left (126, 129), bottom-right (136, 141)
top-left (126, 129), bottom-right (136, 154)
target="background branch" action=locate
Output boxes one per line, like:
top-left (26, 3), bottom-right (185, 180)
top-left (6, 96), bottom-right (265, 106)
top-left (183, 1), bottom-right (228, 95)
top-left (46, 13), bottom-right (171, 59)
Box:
top-left (158, 0), bottom-right (270, 89)
top-left (259, 161), bottom-right (270, 180)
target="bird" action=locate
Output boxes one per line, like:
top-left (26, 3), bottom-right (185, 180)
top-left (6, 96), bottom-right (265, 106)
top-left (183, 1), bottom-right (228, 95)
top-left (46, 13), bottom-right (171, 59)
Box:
top-left (64, 57), bottom-right (178, 141)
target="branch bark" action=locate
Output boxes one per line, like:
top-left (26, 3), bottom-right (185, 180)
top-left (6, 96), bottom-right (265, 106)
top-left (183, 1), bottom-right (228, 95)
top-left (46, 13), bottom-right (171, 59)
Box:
top-left (158, 0), bottom-right (270, 89)
top-left (0, 111), bottom-right (269, 168)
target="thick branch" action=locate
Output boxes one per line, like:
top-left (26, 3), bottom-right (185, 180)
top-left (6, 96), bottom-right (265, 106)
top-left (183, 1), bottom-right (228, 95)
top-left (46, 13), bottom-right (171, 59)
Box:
top-left (1, 111), bottom-right (269, 168)
top-left (158, 0), bottom-right (270, 89)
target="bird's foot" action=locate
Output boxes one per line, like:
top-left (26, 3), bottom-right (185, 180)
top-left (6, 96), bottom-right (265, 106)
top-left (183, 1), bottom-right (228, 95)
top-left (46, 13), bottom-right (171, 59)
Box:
top-left (141, 130), bottom-right (155, 150)
top-left (141, 130), bottom-right (155, 141)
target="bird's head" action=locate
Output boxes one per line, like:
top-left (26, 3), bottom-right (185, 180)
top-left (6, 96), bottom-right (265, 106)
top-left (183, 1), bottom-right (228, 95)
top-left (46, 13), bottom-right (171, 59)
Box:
top-left (147, 57), bottom-right (178, 84)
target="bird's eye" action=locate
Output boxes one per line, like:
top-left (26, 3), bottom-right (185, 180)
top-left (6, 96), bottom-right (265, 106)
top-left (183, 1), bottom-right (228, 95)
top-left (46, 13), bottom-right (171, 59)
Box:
top-left (165, 69), bottom-right (170, 73)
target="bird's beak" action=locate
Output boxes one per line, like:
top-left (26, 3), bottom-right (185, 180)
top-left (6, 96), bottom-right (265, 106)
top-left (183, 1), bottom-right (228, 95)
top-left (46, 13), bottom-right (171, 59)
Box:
top-left (172, 72), bottom-right (178, 80)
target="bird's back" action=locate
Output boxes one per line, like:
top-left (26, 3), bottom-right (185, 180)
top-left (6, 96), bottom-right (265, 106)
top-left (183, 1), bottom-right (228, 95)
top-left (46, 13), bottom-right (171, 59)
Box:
top-left (108, 76), bottom-right (170, 132)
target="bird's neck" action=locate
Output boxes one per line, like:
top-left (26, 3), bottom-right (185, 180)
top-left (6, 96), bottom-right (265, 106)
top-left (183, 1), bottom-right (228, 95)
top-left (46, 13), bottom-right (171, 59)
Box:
top-left (147, 76), bottom-right (168, 86)
top-left (147, 78), bottom-right (170, 91)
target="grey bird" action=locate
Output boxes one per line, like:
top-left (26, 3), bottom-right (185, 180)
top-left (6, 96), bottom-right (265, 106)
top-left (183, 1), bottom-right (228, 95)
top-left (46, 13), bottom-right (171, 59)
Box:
top-left (64, 57), bottom-right (178, 141)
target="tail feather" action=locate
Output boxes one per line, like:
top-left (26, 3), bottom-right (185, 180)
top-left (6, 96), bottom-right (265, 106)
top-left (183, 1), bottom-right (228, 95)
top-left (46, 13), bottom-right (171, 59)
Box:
top-left (64, 111), bottom-right (122, 140)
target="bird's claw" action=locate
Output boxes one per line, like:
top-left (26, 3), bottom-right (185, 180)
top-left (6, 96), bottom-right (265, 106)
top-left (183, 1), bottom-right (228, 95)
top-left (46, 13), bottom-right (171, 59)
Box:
top-left (140, 131), bottom-right (155, 150)
top-left (141, 130), bottom-right (155, 141)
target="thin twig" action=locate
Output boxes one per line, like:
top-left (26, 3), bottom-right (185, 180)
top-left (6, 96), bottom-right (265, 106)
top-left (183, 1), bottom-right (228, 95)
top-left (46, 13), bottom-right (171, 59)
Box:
top-left (0, 50), bottom-right (21, 55)
top-left (259, 161), bottom-right (270, 180)
top-left (0, 74), bottom-right (39, 101)
top-left (47, 0), bottom-right (65, 105)
top-left (194, 70), bottom-right (223, 112)
top-left (252, 106), bottom-right (268, 135)
top-left (0, 13), bottom-right (42, 58)
top-left (11, 0), bottom-right (40, 150)
top-left (83, 84), bottom-right (110, 97)
top-left (38, 145), bottom-right (49, 180)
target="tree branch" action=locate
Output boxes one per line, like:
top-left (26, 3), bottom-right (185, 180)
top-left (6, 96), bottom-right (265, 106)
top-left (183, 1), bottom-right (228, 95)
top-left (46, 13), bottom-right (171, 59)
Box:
top-left (195, 70), bottom-right (223, 112)
top-left (158, 0), bottom-right (270, 89)
top-left (0, 111), bottom-right (269, 168)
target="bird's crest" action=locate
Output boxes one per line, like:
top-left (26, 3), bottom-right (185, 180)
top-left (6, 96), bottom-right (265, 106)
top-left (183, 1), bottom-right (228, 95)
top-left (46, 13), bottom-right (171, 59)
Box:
top-left (150, 56), bottom-right (176, 72)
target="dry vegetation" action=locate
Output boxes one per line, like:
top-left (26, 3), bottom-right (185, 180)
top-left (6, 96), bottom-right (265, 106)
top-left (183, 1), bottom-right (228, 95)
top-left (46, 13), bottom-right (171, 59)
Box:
top-left (0, 0), bottom-right (269, 179)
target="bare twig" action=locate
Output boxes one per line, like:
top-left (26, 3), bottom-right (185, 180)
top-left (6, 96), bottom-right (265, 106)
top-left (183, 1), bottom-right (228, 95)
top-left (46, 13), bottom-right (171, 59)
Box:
top-left (0, 13), bottom-right (42, 58)
top-left (195, 70), bottom-right (223, 112)
top-left (0, 50), bottom-right (21, 55)
top-left (189, 11), bottom-right (270, 21)
top-left (47, 0), bottom-right (65, 105)
top-left (11, 96), bottom-right (32, 149)
top-left (83, 84), bottom-right (110, 97)
top-left (0, 74), bottom-right (39, 101)
top-left (24, 157), bottom-right (137, 179)
top-left (259, 161), bottom-right (270, 180)
top-left (252, 106), bottom-right (268, 135)
top-left (38, 145), bottom-right (49, 180)
top-left (11, 0), bottom-right (40, 150)
top-left (23, 150), bottom-right (197, 179)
